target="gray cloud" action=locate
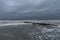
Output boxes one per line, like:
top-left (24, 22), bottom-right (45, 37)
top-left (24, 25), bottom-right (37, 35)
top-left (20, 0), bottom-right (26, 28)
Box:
top-left (0, 0), bottom-right (59, 13)
top-left (0, 0), bottom-right (60, 20)
top-left (1, 0), bottom-right (49, 13)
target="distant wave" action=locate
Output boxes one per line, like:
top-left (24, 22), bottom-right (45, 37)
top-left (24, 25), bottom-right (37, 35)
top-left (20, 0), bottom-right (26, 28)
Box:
top-left (0, 23), bottom-right (31, 26)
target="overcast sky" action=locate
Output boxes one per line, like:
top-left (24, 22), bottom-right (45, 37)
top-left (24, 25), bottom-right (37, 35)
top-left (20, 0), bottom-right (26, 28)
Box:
top-left (0, 0), bottom-right (56, 13)
top-left (0, 0), bottom-right (60, 20)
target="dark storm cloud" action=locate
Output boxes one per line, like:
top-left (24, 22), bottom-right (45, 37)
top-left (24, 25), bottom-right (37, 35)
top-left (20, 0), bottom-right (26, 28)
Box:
top-left (1, 0), bottom-right (49, 13)
top-left (0, 0), bottom-right (57, 13)
top-left (0, 0), bottom-right (60, 20)
top-left (1, 0), bottom-right (59, 13)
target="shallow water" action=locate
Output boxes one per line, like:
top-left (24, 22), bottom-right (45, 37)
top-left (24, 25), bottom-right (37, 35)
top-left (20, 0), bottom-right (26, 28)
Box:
top-left (0, 24), bottom-right (60, 40)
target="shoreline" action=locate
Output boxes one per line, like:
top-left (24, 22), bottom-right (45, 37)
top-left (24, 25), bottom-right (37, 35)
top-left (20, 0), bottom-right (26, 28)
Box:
top-left (0, 23), bottom-right (32, 26)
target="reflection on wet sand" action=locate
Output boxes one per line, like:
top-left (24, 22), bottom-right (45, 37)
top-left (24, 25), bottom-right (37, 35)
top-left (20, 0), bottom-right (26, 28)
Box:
top-left (0, 23), bottom-right (60, 40)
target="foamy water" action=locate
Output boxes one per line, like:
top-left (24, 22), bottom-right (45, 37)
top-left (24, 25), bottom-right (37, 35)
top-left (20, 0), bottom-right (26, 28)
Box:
top-left (0, 23), bottom-right (32, 26)
top-left (0, 20), bottom-right (60, 40)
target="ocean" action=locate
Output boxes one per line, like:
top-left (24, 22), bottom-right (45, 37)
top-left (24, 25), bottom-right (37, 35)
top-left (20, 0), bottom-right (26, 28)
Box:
top-left (0, 20), bottom-right (60, 40)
